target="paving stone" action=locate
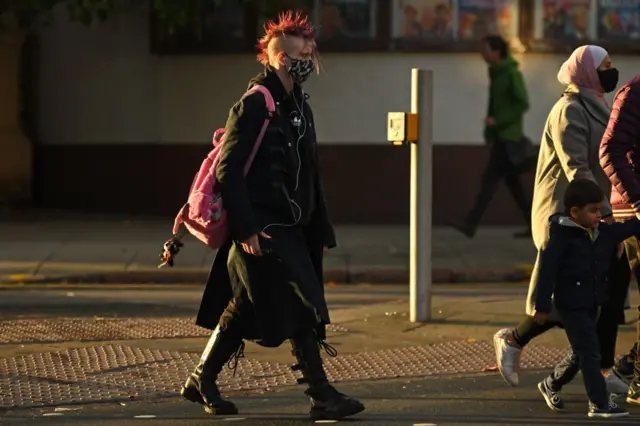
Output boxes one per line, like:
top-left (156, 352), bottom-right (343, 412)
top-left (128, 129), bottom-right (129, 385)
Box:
top-left (0, 341), bottom-right (567, 409)
top-left (0, 317), bottom-right (350, 344)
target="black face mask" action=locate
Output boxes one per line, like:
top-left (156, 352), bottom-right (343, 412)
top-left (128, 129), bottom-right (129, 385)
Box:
top-left (286, 56), bottom-right (315, 84)
top-left (598, 68), bottom-right (619, 93)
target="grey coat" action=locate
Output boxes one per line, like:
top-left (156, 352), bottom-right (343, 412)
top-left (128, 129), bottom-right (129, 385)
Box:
top-left (526, 85), bottom-right (612, 316)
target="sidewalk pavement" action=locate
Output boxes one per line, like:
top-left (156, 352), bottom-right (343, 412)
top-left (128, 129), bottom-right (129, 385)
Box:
top-left (1, 284), bottom-right (638, 419)
top-left (0, 218), bottom-right (537, 284)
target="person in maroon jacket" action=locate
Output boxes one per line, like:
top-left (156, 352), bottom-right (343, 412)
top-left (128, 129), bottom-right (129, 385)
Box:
top-left (599, 74), bottom-right (640, 405)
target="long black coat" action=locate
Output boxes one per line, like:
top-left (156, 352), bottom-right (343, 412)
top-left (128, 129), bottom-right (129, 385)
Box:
top-left (195, 67), bottom-right (336, 347)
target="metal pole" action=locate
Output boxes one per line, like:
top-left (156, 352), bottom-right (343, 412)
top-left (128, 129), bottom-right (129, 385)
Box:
top-left (409, 68), bottom-right (433, 323)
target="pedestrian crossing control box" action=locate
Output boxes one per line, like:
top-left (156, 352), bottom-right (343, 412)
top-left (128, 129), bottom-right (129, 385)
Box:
top-left (387, 112), bottom-right (418, 146)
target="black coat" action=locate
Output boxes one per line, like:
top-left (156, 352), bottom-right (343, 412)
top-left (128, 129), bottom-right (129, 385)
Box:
top-left (195, 67), bottom-right (336, 347)
top-left (535, 214), bottom-right (640, 312)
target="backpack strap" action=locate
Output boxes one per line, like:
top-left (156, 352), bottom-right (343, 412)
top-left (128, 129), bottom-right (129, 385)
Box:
top-left (242, 85), bottom-right (275, 175)
top-left (167, 85), bottom-right (276, 247)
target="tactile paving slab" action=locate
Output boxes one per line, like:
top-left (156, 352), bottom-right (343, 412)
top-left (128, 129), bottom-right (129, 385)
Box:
top-left (0, 318), bottom-right (350, 344)
top-left (0, 341), bottom-right (567, 409)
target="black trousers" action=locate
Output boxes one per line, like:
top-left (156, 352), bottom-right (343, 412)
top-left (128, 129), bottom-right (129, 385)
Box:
top-left (465, 140), bottom-right (531, 229)
top-left (514, 306), bottom-right (626, 370)
top-left (546, 308), bottom-right (608, 408)
top-left (620, 235), bottom-right (640, 381)
top-left (514, 251), bottom-right (634, 369)
top-left (599, 250), bottom-right (631, 368)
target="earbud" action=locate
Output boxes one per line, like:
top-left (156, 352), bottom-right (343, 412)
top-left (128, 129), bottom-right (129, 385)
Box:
top-left (290, 111), bottom-right (302, 128)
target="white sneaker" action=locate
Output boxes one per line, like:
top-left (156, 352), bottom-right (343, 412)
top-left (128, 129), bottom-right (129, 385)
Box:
top-left (493, 328), bottom-right (521, 386)
top-left (604, 369), bottom-right (630, 394)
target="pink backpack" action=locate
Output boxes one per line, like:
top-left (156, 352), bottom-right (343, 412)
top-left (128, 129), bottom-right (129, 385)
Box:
top-left (171, 85), bottom-right (275, 249)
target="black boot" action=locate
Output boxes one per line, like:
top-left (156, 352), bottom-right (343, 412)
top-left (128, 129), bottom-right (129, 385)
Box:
top-left (181, 325), bottom-right (245, 415)
top-left (448, 219), bottom-right (476, 239)
top-left (290, 330), bottom-right (365, 421)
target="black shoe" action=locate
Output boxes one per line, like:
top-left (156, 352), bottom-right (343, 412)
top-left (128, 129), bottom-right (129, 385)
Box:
top-left (181, 376), bottom-right (205, 405)
top-left (181, 325), bottom-right (244, 415)
top-left (588, 396), bottom-right (629, 418)
top-left (614, 357), bottom-right (634, 383)
top-left (181, 375), bottom-right (238, 415)
top-left (290, 331), bottom-right (365, 420)
top-left (627, 380), bottom-right (640, 405)
top-left (448, 220), bottom-right (476, 239)
top-left (538, 380), bottom-right (565, 411)
top-left (307, 385), bottom-right (365, 421)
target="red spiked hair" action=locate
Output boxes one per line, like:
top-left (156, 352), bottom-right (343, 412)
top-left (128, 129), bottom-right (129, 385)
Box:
top-left (256, 10), bottom-right (318, 66)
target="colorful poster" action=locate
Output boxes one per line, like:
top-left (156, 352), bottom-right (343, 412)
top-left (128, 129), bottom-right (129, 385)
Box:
top-left (315, 0), bottom-right (376, 39)
top-left (540, 0), bottom-right (591, 40)
top-left (393, 0), bottom-right (454, 39)
top-left (598, 0), bottom-right (640, 39)
top-left (458, 0), bottom-right (517, 40)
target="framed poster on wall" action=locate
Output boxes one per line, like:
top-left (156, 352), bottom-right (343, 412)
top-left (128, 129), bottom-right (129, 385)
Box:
top-left (392, 0), bottom-right (455, 39)
top-left (457, 0), bottom-right (519, 40)
top-left (314, 0), bottom-right (378, 39)
top-left (597, 0), bottom-right (640, 40)
top-left (533, 0), bottom-right (596, 41)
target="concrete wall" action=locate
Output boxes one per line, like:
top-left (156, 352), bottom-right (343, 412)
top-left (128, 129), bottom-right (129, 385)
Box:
top-left (36, 2), bottom-right (640, 147)
top-left (32, 2), bottom-right (640, 225)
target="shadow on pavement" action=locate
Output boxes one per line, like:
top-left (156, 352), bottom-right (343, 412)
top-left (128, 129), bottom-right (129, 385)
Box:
top-left (2, 374), bottom-right (639, 426)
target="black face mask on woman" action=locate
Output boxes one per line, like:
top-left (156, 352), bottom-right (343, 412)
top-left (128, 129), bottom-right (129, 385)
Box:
top-left (598, 68), bottom-right (619, 93)
top-left (286, 54), bottom-right (315, 84)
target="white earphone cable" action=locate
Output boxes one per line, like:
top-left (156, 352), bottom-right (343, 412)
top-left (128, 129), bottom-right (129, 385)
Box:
top-left (260, 88), bottom-right (306, 234)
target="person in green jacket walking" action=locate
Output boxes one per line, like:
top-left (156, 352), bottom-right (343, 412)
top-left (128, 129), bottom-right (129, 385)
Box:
top-left (452, 35), bottom-right (533, 239)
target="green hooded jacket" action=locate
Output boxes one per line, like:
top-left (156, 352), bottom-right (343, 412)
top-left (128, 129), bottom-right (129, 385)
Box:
top-left (484, 56), bottom-right (529, 144)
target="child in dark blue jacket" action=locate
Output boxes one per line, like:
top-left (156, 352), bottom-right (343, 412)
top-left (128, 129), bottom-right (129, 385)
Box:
top-left (534, 179), bottom-right (640, 419)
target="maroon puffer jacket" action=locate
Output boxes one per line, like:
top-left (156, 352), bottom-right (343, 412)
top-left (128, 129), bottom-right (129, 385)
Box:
top-left (600, 75), bottom-right (640, 219)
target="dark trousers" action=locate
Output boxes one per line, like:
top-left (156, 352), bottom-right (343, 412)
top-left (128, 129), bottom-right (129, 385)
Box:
top-left (514, 306), bottom-right (626, 370)
top-left (621, 235), bottom-right (640, 382)
top-left (514, 248), bottom-right (637, 369)
top-left (546, 308), bottom-right (608, 408)
top-left (465, 140), bottom-right (531, 229)
top-left (598, 249), bottom-right (631, 368)
top-left (513, 315), bottom-right (558, 347)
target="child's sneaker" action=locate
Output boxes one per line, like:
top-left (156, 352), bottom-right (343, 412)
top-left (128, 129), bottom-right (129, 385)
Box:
top-left (588, 395), bottom-right (629, 418)
top-left (627, 380), bottom-right (640, 405)
top-left (538, 379), bottom-right (565, 411)
top-left (603, 368), bottom-right (630, 394)
top-left (493, 328), bottom-right (521, 386)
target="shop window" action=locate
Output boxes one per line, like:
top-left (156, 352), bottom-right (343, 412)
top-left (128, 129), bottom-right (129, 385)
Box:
top-left (533, 0), bottom-right (595, 40)
top-left (392, 0), bottom-right (455, 39)
top-left (151, 0), bottom-right (250, 54)
top-left (457, 0), bottom-right (520, 41)
top-left (597, 0), bottom-right (640, 40)
top-left (314, 0), bottom-right (378, 39)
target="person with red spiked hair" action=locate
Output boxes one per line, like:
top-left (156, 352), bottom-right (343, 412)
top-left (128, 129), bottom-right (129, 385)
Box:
top-left (180, 11), bottom-right (365, 421)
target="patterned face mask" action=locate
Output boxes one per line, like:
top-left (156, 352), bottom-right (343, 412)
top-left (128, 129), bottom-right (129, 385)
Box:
top-left (286, 55), bottom-right (315, 84)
